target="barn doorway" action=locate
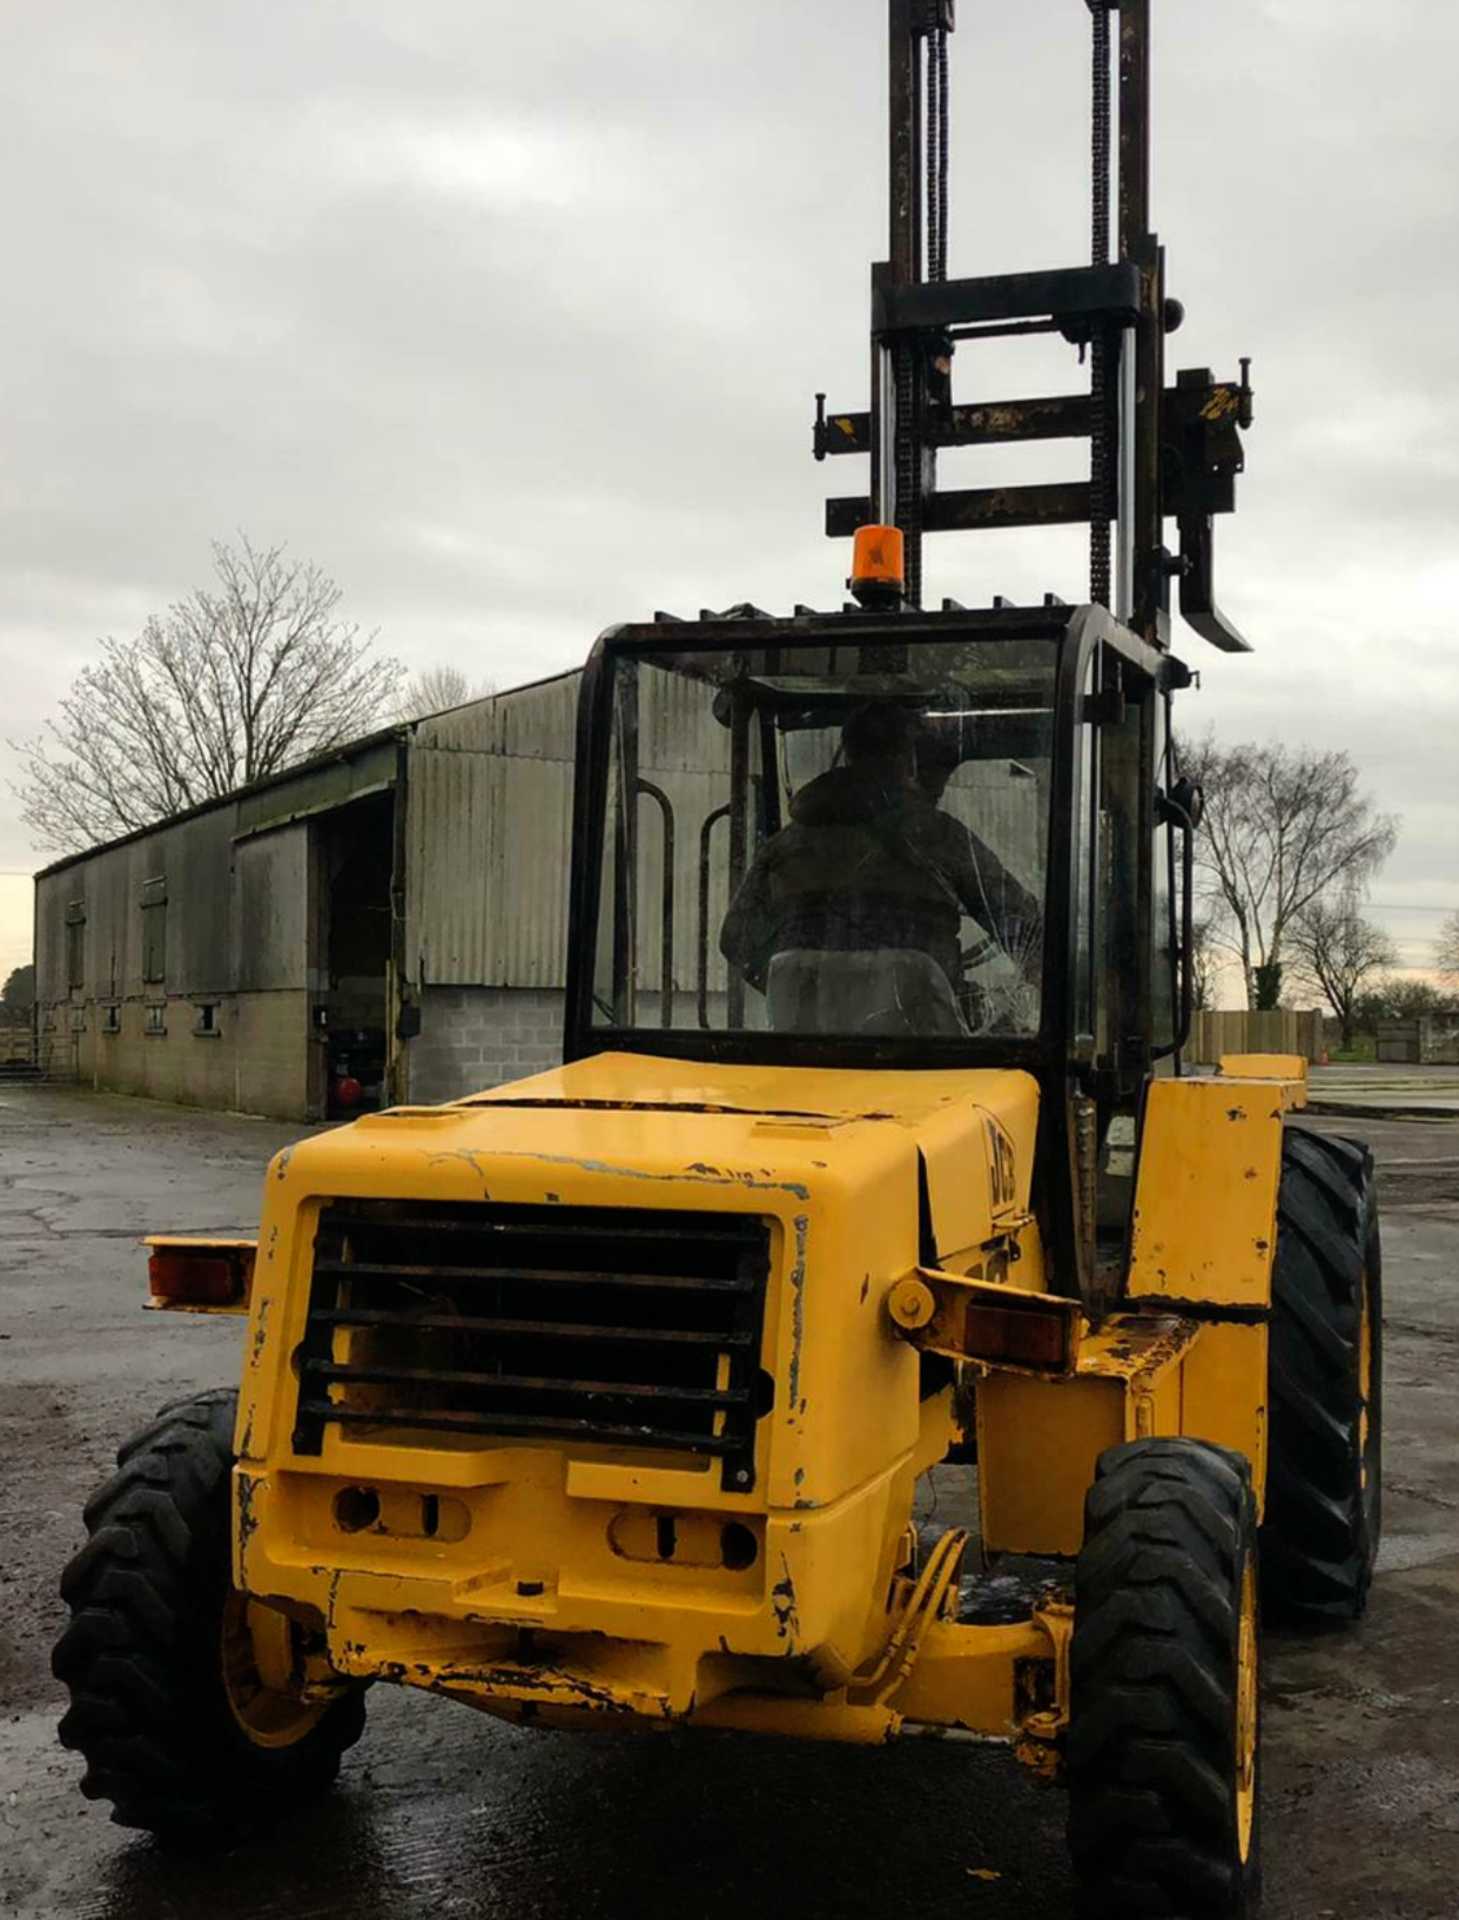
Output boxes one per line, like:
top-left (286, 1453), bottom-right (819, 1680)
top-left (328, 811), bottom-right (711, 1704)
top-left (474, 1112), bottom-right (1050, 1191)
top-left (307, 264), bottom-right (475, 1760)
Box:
top-left (309, 791), bottom-right (397, 1119)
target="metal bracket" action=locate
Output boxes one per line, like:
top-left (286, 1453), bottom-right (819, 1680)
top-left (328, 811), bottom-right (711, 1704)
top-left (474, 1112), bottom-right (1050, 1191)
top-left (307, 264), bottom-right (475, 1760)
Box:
top-left (873, 263), bottom-right (1142, 336)
top-left (887, 1268), bottom-right (1081, 1377)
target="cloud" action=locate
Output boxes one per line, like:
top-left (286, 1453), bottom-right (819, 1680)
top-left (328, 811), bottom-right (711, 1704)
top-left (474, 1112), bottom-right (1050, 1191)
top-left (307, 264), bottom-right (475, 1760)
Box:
top-left (0, 0), bottom-right (1455, 973)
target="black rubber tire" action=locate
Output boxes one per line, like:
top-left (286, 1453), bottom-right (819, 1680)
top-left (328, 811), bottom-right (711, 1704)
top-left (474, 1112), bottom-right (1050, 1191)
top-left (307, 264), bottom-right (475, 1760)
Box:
top-left (53, 1388), bottom-right (367, 1845)
top-left (1262, 1127), bottom-right (1382, 1628)
top-left (1068, 1437), bottom-right (1261, 1920)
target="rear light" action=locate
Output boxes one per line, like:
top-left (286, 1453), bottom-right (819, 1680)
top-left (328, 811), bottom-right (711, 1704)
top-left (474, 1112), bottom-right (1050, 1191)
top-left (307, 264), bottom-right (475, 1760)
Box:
top-left (888, 1269), bottom-right (1080, 1377)
top-left (145, 1236), bottom-right (256, 1313)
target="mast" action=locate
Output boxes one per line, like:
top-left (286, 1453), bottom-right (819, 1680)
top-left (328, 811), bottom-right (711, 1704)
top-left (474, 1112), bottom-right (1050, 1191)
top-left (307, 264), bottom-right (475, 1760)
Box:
top-left (815, 0), bottom-right (1253, 653)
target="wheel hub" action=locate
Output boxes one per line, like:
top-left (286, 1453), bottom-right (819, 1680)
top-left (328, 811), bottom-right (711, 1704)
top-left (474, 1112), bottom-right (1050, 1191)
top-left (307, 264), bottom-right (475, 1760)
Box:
top-left (220, 1591), bottom-right (328, 1750)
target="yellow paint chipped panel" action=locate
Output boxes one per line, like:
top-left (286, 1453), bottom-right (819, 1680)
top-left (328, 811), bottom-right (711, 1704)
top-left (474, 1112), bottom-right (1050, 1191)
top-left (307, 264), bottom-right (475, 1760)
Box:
top-left (1217, 1053), bottom-right (1309, 1107)
top-left (1127, 1078), bottom-right (1286, 1307)
top-left (1180, 1318), bottom-right (1268, 1514)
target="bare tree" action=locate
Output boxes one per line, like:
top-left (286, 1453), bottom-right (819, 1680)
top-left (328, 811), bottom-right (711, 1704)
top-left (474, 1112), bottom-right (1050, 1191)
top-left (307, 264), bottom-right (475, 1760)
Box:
top-left (400, 664), bottom-right (495, 720)
top-left (1286, 888), bottom-right (1397, 1051)
top-left (13, 538), bottom-right (402, 853)
top-left (1180, 735), bottom-right (1398, 1010)
top-left (1189, 911), bottom-right (1221, 1013)
top-left (1437, 909), bottom-right (1459, 983)
top-left (1359, 976), bottom-right (1459, 1023)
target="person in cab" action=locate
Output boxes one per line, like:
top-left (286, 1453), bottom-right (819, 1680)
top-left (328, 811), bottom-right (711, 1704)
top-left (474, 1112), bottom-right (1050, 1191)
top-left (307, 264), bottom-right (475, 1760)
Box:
top-left (720, 702), bottom-right (1039, 1036)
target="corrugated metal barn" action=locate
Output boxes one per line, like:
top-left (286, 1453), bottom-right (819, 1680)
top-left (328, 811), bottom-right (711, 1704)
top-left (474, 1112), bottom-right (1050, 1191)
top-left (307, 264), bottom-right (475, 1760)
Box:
top-left (33, 673), bottom-right (579, 1120)
top-left (34, 651), bottom-right (1051, 1122)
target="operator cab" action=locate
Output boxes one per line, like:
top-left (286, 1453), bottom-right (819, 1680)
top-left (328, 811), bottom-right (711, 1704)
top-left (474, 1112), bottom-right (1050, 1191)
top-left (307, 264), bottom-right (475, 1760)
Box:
top-left (566, 0), bottom-right (1249, 1305)
top-left (569, 601), bottom-right (1180, 1081)
top-left (565, 600), bottom-right (1191, 1298)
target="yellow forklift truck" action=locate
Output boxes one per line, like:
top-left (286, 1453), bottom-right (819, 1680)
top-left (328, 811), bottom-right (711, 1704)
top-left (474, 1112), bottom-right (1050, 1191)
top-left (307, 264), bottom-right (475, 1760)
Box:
top-left (54, 5), bottom-right (1381, 1913)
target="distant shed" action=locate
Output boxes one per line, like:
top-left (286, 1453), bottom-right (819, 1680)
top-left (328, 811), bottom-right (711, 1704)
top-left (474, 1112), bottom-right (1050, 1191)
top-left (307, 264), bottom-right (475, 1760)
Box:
top-left (33, 672), bottom-right (580, 1120)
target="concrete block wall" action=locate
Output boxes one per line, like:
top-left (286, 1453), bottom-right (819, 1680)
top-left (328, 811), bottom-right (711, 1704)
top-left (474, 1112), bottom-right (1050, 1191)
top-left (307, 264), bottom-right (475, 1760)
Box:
top-left (35, 981), bottom-right (570, 1117)
top-left (235, 993), bottom-right (311, 1119)
top-left (1376, 1018), bottom-right (1459, 1066)
top-left (408, 987), bottom-right (566, 1106)
top-left (38, 996), bottom-right (233, 1106)
top-left (36, 990), bottom-right (310, 1119)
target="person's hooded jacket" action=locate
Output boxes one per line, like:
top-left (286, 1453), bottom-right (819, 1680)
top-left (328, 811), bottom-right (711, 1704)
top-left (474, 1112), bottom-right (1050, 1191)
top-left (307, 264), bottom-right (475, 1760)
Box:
top-left (719, 761), bottom-right (1039, 992)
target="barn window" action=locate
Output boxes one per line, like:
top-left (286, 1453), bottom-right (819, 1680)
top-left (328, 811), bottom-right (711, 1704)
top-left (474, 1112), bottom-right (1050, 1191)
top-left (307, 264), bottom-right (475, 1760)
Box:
top-left (141, 877), bottom-right (168, 984)
top-left (65, 901), bottom-right (86, 990)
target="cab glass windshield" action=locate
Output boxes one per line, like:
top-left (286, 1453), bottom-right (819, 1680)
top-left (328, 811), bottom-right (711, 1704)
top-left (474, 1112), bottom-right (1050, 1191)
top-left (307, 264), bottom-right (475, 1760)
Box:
top-left (589, 636), bottom-right (1058, 1040)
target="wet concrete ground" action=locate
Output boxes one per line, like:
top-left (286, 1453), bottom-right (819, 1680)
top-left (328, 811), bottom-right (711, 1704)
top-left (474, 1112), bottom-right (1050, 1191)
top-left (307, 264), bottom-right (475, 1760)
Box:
top-left (1307, 1063), bottom-right (1459, 1119)
top-left (3, 1085), bottom-right (1458, 1919)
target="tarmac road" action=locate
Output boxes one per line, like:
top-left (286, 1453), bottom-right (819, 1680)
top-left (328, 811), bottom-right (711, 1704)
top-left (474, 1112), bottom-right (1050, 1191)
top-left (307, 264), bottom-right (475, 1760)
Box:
top-left (3, 1085), bottom-right (1459, 1920)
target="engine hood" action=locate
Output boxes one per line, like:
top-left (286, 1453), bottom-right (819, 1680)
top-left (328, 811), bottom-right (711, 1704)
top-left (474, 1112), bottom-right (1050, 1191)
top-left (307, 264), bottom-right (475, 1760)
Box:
top-left (450, 1051), bottom-right (1044, 1260)
top-left (461, 1048), bottom-right (1029, 1129)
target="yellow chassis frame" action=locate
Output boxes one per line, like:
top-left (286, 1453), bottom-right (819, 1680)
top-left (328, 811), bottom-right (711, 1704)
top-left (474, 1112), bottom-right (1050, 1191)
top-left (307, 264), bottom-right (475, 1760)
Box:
top-left (148, 1054), bottom-right (1303, 1775)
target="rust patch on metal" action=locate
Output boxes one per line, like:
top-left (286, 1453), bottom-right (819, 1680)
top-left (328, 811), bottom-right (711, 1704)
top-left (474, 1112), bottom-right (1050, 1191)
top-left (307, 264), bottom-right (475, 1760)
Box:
top-left (786, 1215), bottom-right (810, 1414)
top-left (771, 1558), bottom-right (801, 1641)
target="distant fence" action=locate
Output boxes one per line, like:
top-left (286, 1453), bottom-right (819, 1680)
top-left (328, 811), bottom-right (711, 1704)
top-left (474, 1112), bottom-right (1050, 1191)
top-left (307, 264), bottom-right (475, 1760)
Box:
top-left (0, 1012), bottom-right (38, 1076)
top-left (1187, 1008), bottom-right (1325, 1066)
top-left (1377, 1018), bottom-right (1459, 1067)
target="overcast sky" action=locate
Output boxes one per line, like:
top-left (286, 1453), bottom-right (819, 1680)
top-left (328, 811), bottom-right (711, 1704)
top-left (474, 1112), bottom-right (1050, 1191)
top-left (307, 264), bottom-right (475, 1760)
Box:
top-left (2, 0), bottom-right (1454, 991)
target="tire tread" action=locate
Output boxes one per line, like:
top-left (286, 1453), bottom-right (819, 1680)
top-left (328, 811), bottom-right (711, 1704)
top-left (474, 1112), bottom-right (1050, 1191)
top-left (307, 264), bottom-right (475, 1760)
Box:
top-left (1069, 1437), bottom-right (1260, 1919)
top-left (1263, 1127), bottom-right (1382, 1626)
top-left (53, 1388), bottom-right (365, 1845)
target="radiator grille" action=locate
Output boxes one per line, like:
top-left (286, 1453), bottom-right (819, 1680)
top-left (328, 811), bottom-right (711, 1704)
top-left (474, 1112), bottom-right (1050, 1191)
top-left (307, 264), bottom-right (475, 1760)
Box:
top-left (293, 1201), bottom-right (772, 1489)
